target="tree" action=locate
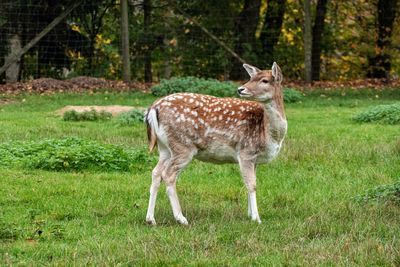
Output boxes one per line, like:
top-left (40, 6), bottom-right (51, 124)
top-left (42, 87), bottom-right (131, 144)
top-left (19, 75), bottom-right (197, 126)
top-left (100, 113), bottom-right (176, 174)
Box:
top-left (230, 0), bottom-right (261, 80)
top-left (143, 0), bottom-right (153, 82)
top-left (303, 0), bottom-right (312, 83)
top-left (368, 0), bottom-right (398, 78)
top-left (311, 0), bottom-right (328, 81)
top-left (259, 0), bottom-right (287, 65)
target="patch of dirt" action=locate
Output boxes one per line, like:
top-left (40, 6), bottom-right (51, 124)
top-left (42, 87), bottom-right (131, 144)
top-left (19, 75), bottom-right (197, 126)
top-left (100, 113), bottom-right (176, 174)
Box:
top-left (56, 105), bottom-right (141, 116)
top-left (0, 76), bottom-right (151, 94)
top-left (0, 99), bottom-right (16, 105)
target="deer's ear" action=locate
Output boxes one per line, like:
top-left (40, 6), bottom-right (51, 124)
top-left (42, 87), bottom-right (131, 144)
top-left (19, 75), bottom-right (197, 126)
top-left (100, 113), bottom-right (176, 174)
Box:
top-left (272, 62), bottom-right (283, 84)
top-left (243, 64), bottom-right (260, 78)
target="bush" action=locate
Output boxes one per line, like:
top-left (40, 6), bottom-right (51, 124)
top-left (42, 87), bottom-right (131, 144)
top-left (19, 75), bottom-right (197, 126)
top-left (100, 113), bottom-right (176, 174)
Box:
top-left (283, 88), bottom-right (303, 103)
top-left (151, 76), bottom-right (238, 98)
top-left (352, 103), bottom-right (400, 124)
top-left (354, 181), bottom-right (400, 204)
top-left (63, 109), bottom-right (112, 122)
top-left (0, 138), bottom-right (155, 172)
top-left (151, 76), bottom-right (303, 103)
top-left (115, 109), bottom-right (144, 126)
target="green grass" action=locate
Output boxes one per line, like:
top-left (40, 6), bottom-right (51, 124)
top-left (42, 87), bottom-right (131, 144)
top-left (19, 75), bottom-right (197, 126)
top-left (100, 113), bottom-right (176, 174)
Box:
top-left (1, 90), bottom-right (400, 265)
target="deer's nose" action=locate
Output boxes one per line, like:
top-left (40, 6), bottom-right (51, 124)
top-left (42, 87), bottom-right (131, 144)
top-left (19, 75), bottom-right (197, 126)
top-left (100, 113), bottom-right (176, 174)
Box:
top-left (237, 87), bottom-right (245, 95)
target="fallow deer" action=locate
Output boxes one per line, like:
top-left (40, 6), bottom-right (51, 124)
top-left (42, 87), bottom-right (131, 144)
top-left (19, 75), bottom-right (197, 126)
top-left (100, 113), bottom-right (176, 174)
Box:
top-left (144, 63), bottom-right (287, 225)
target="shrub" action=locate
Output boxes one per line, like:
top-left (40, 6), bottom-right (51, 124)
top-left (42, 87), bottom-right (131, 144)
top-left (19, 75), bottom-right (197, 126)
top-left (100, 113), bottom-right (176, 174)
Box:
top-left (151, 76), bottom-right (237, 98)
top-left (151, 76), bottom-right (303, 103)
top-left (115, 109), bottom-right (144, 126)
top-left (354, 181), bottom-right (400, 204)
top-left (283, 88), bottom-right (303, 103)
top-left (0, 138), bottom-right (155, 172)
top-left (63, 109), bottom-right (112, 122)
top-left (352, 103), bottom-right (400, 124)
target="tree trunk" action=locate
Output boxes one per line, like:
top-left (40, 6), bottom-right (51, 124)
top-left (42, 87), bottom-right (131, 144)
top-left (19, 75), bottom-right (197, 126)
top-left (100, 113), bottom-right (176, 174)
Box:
top-left (311, 0), bottom-right (328, 81)
top-left (259, 0), bottom-right (286, 66)
top-left (230, 0), bottom-right (261, 80)
top-left (121, 0), bottom-right (131, 82)
top-left (303, 0), bottom-right (312, 83)
top-left (143, 0), bottom-right (152, 83)
top-left (368, 0), bottom-right (398, 78)
top-left (5, 34), bottom-right (22, 83)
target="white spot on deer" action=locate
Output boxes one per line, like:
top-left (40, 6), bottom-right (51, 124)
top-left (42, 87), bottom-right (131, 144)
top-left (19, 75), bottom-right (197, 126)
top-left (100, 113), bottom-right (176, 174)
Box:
top-left (199, 118), bottom-right (204, 124)
top-left (189, 98), bottom-right (194, 103)
top-left (180, 114), bottom-right (186, 121)
top-left (231, 111), bottom-right (235, 115)
top-left (218, 115), bottom-right (223, 120)
top-left (184, 108), bottom-right (190, 113)
top-left (191, 111), bottom-right (198, 117)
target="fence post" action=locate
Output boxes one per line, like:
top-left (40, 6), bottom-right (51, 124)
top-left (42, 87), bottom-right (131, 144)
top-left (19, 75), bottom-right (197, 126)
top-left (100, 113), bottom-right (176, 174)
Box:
top-left (121, 0), bottom-right (131, 82)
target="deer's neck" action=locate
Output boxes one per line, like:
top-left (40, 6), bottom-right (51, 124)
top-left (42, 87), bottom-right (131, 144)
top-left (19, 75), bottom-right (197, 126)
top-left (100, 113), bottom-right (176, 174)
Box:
top-left (264, 88), bottom-right (285, 120)
top-left (263, 88), bottom-right (287, 141)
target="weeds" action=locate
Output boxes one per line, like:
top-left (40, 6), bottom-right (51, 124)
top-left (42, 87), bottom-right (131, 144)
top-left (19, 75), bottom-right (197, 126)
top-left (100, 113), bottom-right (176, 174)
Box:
top-left (0, 138), bottom-right (155, 172)
top-left (63, 109), bottom-right (112, 122)
top-left (354, 181), bottom-right (400, 204)
top-left (115, 109), bottom-right (144, 126)
top-left (352, 103), bottom-right (400, 124)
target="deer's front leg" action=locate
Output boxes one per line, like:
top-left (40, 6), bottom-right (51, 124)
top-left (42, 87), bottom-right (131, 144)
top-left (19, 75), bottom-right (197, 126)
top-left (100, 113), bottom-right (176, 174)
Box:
top-left (239, 158), bottom-right (261, 224)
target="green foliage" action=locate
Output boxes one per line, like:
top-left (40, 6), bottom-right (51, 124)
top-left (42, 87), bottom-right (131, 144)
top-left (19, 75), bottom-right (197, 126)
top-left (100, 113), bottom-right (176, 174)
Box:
top-left (352, 103), bottom-right (400, 124)
top-left (115, 109), bottom-right (144, 126)
top-left (151, 76), bottom-right (304, 103)
top-left (151, 76), bottom-right (238, 97)
top-left (63, 109), bottom-right (112, 122)
top-left (0, 138), bottom-right (155, 172)
top-left (283, 88), bottom-right (303, 103)
top-left (354, 181), bottom-right (400, 204)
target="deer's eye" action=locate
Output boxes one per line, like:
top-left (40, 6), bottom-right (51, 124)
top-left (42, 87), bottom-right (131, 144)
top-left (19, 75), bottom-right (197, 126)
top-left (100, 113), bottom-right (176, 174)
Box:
top-left (261, 79), bottom-right (269, 83)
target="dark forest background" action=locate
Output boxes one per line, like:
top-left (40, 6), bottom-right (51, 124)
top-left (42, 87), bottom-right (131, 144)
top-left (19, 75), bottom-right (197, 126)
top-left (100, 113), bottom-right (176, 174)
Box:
top-left (0, 0), bottom-right (399, 83)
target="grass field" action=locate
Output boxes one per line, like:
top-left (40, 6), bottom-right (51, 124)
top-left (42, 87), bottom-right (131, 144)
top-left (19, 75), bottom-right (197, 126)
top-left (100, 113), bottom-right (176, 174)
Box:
top-left (0, 90), bottom-right (399, 265)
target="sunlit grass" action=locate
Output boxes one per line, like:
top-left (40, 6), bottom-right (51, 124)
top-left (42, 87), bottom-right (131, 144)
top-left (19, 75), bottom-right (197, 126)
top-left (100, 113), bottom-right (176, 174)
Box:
top-left (0, 90), bottom-right (399, 265)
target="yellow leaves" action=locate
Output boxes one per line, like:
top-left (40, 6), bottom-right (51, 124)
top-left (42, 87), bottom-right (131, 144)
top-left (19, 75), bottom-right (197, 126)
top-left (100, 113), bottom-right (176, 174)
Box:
top-left (70, 24), bottom-right (81, 33)
top-left (282, 28), bottom-right (295, 45)
top-left (95, 34), bottom-right (112, 45)
top-left (67, 50), bottom-right (83, 60)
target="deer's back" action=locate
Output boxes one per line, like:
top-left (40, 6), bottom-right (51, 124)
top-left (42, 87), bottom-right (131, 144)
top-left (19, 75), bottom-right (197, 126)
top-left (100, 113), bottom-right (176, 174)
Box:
top-left (150, 93), bottom-right (267, 163)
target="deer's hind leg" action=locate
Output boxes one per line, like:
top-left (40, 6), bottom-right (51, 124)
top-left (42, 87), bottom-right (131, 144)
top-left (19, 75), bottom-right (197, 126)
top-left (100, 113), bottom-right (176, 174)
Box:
top-left (146, 143), bottom-right (170, 225)
top-left (162, 145), bottom-right (196, 225)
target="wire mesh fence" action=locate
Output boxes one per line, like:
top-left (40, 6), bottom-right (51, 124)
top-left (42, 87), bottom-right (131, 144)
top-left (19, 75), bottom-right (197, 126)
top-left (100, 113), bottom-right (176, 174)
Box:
top-left (1, 0), bottom-right (399, 84)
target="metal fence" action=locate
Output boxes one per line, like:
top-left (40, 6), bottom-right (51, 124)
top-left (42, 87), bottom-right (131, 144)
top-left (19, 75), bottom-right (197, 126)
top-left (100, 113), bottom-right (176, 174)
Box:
top-left (1, 0), bottom-right (399, 83)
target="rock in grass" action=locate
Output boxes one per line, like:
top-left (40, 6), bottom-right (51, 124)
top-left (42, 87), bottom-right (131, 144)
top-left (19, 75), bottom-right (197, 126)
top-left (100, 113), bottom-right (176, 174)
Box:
top-left (352, 103), bottom-right (400, 124)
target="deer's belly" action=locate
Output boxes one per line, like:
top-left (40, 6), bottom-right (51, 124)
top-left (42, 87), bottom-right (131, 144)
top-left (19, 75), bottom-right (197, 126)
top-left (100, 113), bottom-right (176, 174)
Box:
top-left (256, 140), bottom-right (283, 164)
top-left (194, 143), bottom-right (238, 164)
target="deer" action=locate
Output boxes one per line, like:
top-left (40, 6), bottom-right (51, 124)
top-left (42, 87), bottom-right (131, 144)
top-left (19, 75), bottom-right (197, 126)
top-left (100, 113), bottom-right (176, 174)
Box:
top-left (144, 62), bottom-right (287, 225)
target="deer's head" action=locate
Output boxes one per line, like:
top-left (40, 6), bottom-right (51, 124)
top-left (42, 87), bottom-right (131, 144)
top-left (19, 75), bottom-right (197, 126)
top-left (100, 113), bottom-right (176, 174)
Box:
top-left (237, 62), bottom-right (283, 102)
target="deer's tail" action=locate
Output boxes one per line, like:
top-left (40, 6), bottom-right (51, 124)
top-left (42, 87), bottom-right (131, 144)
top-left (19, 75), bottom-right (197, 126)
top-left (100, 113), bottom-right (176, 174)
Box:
top-left (144, 108), bottom-right (158, 153)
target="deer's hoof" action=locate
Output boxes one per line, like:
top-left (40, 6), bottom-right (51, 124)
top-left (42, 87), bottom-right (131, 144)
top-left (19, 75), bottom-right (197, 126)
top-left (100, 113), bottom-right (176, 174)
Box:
top-left (146, 217), bottom-right (157, 226)
top-left (176, 214), bottom-right (189, 225)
